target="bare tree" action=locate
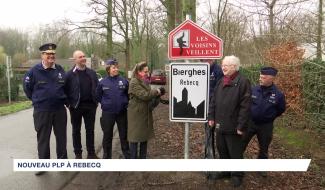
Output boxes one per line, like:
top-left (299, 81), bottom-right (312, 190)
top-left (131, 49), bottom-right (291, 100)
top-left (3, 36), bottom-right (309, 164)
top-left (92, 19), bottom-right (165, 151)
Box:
top-left (160, 0), bottom-right (176, 32)
top-left (232, 0), bottom-right (310, 44)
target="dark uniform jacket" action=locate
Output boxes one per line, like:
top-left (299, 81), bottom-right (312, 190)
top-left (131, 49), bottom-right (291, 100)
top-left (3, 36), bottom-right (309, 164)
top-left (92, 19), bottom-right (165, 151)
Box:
top-left (23, 63), bottom-right (67, 111)
top-left (208, 73), bottom-right (251, 134)
top-left (209, 63), bottom-right (223, 97)
top-left (65, 67), bottom-right (98, 108)
top-left (251, 84), bottom-right (286, 124)
top-left (96, 75), bottom-right (129, 114)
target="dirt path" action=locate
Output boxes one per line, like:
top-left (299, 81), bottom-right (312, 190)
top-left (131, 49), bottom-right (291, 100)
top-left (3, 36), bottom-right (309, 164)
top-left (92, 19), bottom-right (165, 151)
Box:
top-left (63, 103), bottom-right (325, 190)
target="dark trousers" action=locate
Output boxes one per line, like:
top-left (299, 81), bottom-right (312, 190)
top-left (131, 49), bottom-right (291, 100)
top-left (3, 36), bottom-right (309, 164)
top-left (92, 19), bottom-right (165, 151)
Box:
top-left (244, 122), bottom-right (274, 159)
top-left (204, 123), bottom-right (216, 159)
top-left (217, 131), bottom-right (245, 177)
top-left (33, 108), bottom-right (67, 159)
top-left (69, 106), bottom-right (97, 155)
top-left (130, 141), bottom-right (148, 159)
top-left (100, 111), bottom-right (130, 159)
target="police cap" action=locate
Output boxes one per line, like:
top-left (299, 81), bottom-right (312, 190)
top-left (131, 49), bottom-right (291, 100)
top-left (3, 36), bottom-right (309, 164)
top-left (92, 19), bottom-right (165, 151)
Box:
top-left (105, 58), bottom-right (118, 65)
top-left (260, 67), bottom-right (278, 76)
top-left (39, 43), bottom-right (56, 54)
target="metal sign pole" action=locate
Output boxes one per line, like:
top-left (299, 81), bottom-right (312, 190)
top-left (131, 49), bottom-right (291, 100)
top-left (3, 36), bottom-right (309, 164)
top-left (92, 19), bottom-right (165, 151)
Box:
top-left (6, 56), bottom-right (11, 104)
top-left (184, 58), bottom-right (190, 159)
top-left (184, 122), bottom-right (190, 159)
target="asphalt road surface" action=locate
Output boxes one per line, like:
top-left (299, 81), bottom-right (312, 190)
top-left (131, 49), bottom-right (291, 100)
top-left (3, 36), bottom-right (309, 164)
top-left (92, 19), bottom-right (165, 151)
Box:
top-left (0, 108), bottom-right (103, 190)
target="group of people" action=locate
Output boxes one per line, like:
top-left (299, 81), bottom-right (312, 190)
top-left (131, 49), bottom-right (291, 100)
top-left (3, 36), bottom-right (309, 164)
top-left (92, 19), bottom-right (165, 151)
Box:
top-left (23, 43), bottom-right (286, 185)
top-left (23, 43), bottom-right (165, 175)
top-left (205, 55), bottom-right (286, 188)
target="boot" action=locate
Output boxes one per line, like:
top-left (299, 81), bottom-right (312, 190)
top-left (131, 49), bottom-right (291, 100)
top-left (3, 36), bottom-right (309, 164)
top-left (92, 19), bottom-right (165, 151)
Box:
top-left (75, 153), bottom-right (82, 159)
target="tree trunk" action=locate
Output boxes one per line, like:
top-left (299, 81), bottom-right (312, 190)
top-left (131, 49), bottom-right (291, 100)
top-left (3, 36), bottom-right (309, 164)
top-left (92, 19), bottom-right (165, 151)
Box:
top-left (316, 0), bottom-right (323, 60)
top-left (175, 0), bottom-right (183, 25)
top-left (167, 0), bottom-right (176, 32)
top-left (269, 6), bottom-right (275, 44)
top-left (124, 1), bottom-right (130, 72)
top-left (183, 0), bottom-right (196, 22)
top-left (106, 0), bottom-right (113, 58)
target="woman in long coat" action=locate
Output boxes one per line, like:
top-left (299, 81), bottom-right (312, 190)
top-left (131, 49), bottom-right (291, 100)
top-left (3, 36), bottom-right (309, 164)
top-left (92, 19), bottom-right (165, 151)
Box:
top-left (127, 61), bottom-right (161, 159)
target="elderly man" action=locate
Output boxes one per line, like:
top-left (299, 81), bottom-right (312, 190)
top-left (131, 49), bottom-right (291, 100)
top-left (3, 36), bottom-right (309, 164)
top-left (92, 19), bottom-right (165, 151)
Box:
top-left (244, 67), bottom-right (286, 177)
top-left (208, 55), bottom-right (251, 188)
top-left (200, 59), bottom-right (223, 179)
top-left (65, 50), bottom-right (99, 159)
top-left (23, 43), bottom-right (68, 175)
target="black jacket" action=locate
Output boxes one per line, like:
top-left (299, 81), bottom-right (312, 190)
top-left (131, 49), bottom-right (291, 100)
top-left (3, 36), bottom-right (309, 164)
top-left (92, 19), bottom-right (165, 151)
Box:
top-left (65, 66), bottom-right (98, 108)
top-left (208, 73), bottom-right (251, 134)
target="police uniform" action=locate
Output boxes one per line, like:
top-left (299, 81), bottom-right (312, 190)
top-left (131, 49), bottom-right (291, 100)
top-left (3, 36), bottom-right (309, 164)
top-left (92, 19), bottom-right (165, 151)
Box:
top-left (23, 43), bottom-right (68, 159)
top-left (96, 59), bottom-right (130, 159)
top-left (245, 67), bottom-right (286, 159)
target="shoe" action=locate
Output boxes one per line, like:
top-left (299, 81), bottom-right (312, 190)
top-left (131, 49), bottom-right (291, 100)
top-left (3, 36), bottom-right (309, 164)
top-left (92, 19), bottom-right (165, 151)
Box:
top-left (259, 171), bottom-right (267, 178)
top-left (87, 154), bottom-right (99, 159)
top-left (231, 176), bottom-right (243, 188)
top-left (75, 154), bottom-right (82, 159)
top-left (35, 171), bottom-right (46, 176)
top-left (214, 172), bottom-right (231, 180)
top-left (206, 172), bottom-right (220, 180)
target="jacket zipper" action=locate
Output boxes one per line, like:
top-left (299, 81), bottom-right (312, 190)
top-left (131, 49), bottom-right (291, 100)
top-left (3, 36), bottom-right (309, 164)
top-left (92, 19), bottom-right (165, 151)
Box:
top-left (75, 71), bottom-right (81, 109)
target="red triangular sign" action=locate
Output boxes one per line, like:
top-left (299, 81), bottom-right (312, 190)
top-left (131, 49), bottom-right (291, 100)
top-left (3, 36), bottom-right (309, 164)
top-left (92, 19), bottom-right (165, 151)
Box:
top-left (168, 20), bottom-right (223, 60)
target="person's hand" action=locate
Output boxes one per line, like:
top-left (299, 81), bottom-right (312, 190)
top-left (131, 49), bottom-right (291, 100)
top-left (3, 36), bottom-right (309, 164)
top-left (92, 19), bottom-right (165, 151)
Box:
top-left (237, 129), bottom-right (243, 135)
top-left (156, 88), bottom-right (161, 95)
top-left (208, 120), bottom-right (215, 127)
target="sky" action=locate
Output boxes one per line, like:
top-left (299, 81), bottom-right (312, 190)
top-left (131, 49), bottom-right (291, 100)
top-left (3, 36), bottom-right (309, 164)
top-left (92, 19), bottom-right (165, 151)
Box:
top-left (0, 0), bottom-right (214, 31)
top-left (0, 0), bottom-right (89, 30)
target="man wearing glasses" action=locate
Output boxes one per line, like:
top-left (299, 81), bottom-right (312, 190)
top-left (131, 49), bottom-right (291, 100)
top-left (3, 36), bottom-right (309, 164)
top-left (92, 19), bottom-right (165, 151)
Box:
top-left (23, 43), bottom-right (68, 175)
top-left (208, 55), bottom-right (251, 188)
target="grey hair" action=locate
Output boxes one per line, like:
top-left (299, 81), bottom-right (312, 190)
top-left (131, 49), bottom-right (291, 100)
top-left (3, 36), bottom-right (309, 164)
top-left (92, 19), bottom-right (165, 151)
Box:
top-left (222, 55), bottom-right (241, 71)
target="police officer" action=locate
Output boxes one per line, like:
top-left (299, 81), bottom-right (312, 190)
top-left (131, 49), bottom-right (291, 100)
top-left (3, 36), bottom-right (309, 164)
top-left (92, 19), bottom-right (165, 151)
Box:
top-left (96, 59), bottom-right (130, 159)
top-left (23, 43), bottom-right (67, 175)
top-left (65, 50), bottom-right (99, 159)
top-left (244, 66), bottom-right (286, 177)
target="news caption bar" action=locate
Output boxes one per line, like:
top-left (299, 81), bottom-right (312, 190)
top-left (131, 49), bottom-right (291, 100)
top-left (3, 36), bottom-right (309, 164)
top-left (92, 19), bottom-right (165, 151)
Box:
top-left (14, 159), bottom-right (310, 172)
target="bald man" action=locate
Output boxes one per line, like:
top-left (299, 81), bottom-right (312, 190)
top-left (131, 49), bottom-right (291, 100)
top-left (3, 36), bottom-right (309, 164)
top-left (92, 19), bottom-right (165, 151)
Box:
top-left (65, 50), bottom-right (99, 159)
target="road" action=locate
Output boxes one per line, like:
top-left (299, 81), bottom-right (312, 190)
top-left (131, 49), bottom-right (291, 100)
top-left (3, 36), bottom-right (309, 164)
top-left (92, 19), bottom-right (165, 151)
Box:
top-left (0, 108), bottom-right (103, 190)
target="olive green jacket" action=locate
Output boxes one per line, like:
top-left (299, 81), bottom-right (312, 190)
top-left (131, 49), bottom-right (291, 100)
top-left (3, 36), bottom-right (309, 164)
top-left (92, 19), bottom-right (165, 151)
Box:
top-left (127, 77), bottom-right (159, 142)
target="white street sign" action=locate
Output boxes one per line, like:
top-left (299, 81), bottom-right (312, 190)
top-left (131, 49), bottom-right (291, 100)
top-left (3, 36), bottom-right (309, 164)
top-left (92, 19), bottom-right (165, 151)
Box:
top-left (169, 63), bottom-right (209, 122)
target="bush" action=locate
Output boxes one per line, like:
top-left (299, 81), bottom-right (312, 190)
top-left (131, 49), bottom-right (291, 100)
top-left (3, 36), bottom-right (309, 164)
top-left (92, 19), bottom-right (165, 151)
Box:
top-left (0, 65), bottom-right (20, 101)
top-left (240, 64), bottom-right (263, 85)
top-left (302, 59), bottom-right (325, 129)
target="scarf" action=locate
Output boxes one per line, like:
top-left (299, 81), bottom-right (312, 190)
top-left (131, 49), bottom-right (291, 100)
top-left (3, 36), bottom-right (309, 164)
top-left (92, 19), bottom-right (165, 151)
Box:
top-left (223, 71), bottom-right (238, 86)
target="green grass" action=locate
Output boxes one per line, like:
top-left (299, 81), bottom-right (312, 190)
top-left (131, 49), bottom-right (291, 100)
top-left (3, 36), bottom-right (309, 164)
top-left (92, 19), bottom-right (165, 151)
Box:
top-left (0, 101), bottom-right (32, 116)
top-left (274, 125), bottom-right (321, 155)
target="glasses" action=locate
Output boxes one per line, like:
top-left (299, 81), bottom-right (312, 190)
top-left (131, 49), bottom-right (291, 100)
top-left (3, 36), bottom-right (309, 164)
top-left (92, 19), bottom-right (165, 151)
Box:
top-left (221, 64), bottom-right (234, 67)
top-left (79, 55), bottom-right (85, 58)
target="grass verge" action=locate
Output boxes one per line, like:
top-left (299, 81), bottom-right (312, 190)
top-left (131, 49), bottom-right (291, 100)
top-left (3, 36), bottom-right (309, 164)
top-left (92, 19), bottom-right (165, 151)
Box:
top-left (0, 101), bottom-right (32, 116)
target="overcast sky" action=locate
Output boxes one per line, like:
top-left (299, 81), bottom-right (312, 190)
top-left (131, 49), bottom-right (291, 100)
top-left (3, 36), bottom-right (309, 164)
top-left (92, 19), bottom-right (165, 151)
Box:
top-left (0, 0), bottom-right (216, 30)
top-left (0, 0), bottom-right (89, 30)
